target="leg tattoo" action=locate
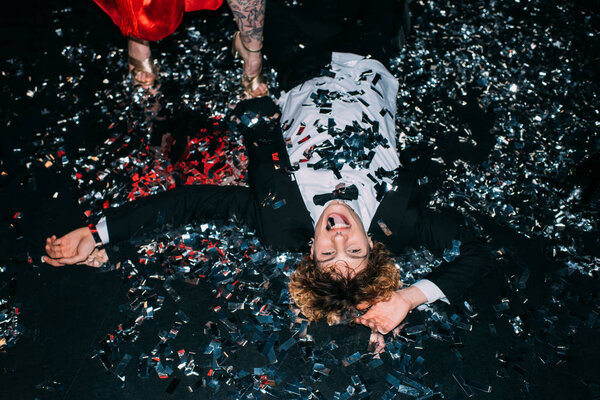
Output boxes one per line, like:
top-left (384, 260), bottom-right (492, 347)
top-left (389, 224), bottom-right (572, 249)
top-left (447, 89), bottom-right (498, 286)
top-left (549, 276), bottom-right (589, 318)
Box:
top-left (226, 0), bottom-right (266, 49)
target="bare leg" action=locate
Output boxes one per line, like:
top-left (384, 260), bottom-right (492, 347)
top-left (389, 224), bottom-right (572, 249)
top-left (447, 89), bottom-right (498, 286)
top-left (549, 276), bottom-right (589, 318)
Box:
top-left (226, 0), bottom-right (267, 96)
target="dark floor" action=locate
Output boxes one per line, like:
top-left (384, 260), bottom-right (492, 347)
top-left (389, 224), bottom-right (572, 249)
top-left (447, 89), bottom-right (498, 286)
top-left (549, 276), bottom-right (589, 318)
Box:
top-left (1, 0), bottom-right (600, 399)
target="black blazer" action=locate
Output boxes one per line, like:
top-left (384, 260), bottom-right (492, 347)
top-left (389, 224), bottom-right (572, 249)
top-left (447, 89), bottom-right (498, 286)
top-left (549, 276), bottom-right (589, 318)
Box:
top-left (105, 98), bottom-right (494, 304)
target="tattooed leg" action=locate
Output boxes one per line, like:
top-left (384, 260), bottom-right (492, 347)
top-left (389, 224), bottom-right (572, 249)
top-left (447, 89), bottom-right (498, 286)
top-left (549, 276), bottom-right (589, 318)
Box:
top-left (226, 0), bottom-right (266, 78)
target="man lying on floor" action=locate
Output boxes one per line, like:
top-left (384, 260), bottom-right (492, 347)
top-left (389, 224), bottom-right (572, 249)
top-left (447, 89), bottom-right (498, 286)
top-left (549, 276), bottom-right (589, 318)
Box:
top-left (44, 51), bottom-right (494, 335)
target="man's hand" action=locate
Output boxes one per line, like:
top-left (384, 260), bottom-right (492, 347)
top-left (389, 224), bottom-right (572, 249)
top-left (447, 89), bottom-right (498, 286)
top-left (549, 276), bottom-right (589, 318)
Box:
top-left (43, 227), bottom-right (96, 267)
top-left (354, 286), bottom-right (428, 334)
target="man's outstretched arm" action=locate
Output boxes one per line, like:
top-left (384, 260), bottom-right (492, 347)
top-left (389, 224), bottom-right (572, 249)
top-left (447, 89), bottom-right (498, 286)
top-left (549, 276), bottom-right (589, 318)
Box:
top-left (44, 185), bottom-right (257, 266)
top-left (361, 188), bottom-right (495, 333)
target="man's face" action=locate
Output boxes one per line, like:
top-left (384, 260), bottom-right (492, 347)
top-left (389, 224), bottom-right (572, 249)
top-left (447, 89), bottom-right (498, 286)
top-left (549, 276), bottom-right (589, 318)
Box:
top-left (311, 201), bottom-right (373, 277)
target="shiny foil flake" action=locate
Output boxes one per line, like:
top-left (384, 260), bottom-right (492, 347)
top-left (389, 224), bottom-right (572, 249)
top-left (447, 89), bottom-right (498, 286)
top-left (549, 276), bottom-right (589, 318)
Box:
top-left (0, 271), bottom-right (27, 350)
top-left (86, 205), bottom-right (458, 396)
top-left (389, 1), bottom-right (599, 395)
top-left (304, 87), bottom-right (392, 176)
top-left (0, 298), bottom-right (25, 350)
top-left (392, 0), bottom-right (599, 276)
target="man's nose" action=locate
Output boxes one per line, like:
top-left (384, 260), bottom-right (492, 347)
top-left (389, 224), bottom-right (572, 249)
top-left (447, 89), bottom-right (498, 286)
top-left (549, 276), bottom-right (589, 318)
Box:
top-left (333, 230), bottom-right (347, 242)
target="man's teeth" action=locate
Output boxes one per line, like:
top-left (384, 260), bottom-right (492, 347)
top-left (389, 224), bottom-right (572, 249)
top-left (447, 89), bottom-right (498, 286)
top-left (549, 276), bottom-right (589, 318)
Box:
top-left (330, 224), bottom-right (350, 229)
top-left (326, 217), bottom-right (350, 230)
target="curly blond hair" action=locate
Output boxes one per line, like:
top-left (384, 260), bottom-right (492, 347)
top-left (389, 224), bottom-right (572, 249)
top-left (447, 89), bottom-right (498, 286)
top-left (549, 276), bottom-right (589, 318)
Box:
top-left (288, 241), bottom-right (402, 325)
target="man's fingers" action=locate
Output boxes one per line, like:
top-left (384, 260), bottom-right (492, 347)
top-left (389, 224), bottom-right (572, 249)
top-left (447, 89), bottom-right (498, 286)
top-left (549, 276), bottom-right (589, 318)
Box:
top-left (43, 256), bottom-right (65, 267)
top-left (362, 319), bottom-right (378, 331)
top-left (356, 315), bottom-right (389, 335)
top-left (45, 248), bottom-right (60, 258)
top-left (355, 309), bottom-right (374, 322)
top-left (46, 235), bottom-right (65, 246)
top-left (46, 240), bottom-right (79, 259)
top-left (46, 246), bottom-right (65, 258)
top-left (378, 325), bottom-right (391, 335)
top-left (367, 331), bottom-right (385, 353)
top-left (46, 240), bottom-right (63, 250)
top-left (46, 235), bottom-right (59, 245)
top-left (371, 320), bottom-right (387, 334)
top-left (58, 253), bottom-right (89, 265)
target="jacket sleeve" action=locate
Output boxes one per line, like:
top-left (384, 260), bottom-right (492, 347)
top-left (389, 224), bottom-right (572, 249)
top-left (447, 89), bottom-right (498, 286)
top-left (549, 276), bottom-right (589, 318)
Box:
top-left (104, 185), bottom-right (258, 243)
top-left (407, 207), bottom-right (494, 303)
top-left (371, 189), bottom-right (495, 303)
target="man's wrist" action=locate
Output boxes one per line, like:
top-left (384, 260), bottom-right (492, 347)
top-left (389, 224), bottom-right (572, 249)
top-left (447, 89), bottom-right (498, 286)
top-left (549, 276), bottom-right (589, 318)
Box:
top-left (398, 286), bottom-right (428, 310)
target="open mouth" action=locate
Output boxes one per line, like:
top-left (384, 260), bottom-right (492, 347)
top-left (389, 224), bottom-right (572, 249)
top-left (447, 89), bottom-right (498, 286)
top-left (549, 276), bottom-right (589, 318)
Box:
top-left (326, 213), bottom-right (351, 231)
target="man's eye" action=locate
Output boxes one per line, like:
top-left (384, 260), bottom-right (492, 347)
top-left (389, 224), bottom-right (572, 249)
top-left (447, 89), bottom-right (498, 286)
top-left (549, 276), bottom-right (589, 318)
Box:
top-left (322, 251), bottom-right (334, 256)
top-left (348, 248), bottom-right (361, 254)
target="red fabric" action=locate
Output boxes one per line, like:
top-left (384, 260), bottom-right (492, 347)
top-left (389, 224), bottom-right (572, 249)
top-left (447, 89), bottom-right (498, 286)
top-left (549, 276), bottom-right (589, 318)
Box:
top-left (93, 0), bottom-right (223, 42)
top-left (184, 0), bottom-right (222, 12)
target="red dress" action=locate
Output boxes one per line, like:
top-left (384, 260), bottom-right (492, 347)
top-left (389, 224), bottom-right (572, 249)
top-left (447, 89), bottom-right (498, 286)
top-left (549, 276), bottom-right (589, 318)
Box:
top-left (93, 0), bottom-right (223, 41)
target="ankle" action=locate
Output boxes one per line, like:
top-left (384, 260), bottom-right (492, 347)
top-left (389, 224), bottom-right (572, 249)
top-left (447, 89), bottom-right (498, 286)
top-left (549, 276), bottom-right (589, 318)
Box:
top-left (243, 53), bottom-right (263, 77)
top-left (128, 38), bottom-right (151, 58)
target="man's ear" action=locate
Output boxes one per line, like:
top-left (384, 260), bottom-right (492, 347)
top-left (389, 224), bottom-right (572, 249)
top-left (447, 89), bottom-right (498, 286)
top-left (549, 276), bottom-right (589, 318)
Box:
top-left (368, 235), bottom-right (374, 249)
top-left (309, 239), bottom-right (314, 259)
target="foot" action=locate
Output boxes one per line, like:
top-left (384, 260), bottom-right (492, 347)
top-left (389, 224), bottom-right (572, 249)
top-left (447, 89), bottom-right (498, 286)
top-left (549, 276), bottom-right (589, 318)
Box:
top-left (128, 38), bottom-right (155, 86)
top-left (233, 32), bottom-right (268, 98)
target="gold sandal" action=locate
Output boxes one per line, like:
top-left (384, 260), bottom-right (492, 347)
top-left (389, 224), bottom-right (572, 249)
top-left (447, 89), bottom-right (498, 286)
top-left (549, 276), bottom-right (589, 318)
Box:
top-left (128, 55), bottom-right (158, 87)
top-left (128, 37), bottom-right (158, 87)
top-left (232, 31), bottom-right (269, 99)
